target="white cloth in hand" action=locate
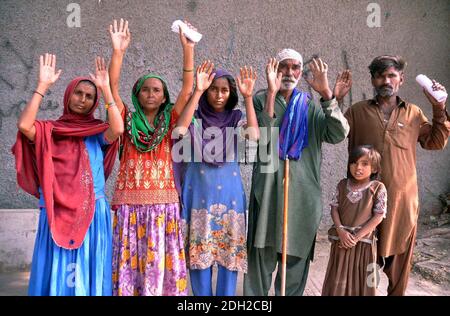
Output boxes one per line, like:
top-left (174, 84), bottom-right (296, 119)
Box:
top-left (171, 20), bottom-right (202, 43)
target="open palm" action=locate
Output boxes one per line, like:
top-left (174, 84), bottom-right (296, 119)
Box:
top-left (89, 57), bottom-right (109, 89)
top-left (237, 66), bottom-right (257, 98)
top-left (196, 60), bottom-right (215, 92)
top-left (304, 58), bottom-right (329, 93)
top-left (109, 18), bottom-right (131, 51)
top-left (333, 70), bottom-right (352, 101)
top-left (38, 53), bottom-right (62, 86)
top-left (266, 58), bottom-right (281, 93)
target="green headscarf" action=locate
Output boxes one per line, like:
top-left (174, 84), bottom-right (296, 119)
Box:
top-left (124, 74), bottom-right (173, 153)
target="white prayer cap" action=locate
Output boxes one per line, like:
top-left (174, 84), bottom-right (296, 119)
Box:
top-left (276, 48), bottom-right (303, 65)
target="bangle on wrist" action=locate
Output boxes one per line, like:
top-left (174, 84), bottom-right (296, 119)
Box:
top-left (105, 101), bottom-right (116, 110)
top-left (183, 68), bottom-right (194, 72)
top-left (336, 225), bottom-right (345, 231)
top-left (34, 90), bottom-right (45, 98)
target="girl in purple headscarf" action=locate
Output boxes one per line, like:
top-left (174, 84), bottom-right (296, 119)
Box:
top-left (175, 61), bottom-right (259, 296)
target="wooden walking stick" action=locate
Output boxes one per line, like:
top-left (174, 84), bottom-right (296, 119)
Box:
top-left (281, 157), bottom-right (289, 296)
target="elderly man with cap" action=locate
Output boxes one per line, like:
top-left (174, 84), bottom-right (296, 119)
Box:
top-left (244, 49), bottom-right (350, 296)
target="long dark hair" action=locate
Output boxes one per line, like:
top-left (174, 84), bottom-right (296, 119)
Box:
top-left (347, 145), bottom-right (382, 181)
top-left (222, 75), bottom-right (238, 111)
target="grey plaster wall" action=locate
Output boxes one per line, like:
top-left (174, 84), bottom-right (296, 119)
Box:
top-left (1, 0), bottom-right (449, 226)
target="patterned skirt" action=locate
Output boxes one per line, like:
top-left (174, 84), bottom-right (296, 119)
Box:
top-left (112, 203), bottom-right (188, 296)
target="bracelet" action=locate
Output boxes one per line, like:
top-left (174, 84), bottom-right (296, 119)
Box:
top-left (105, 101), bottom-right (117, 110)
top-left (183, 68), bottom-right (194, 72)
top-left (336, 225), bottom-right (345, 230)
top-left (34, 90), bottom-right (45, 98)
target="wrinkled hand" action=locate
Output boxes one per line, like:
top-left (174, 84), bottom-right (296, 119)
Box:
top-left (179, 20), bottom-right (196, 49)
top-left (337, 229), bottom-right (357, 249)
top-left (333, 70), bottom-right (352, 102)
top-left (195, 60), bottom-right (215, 92)
top-left (266, 58), bottom-right (282, 94)
top-left (424, 80), bottom-right (447, 110)
top-left (237, 66), bottom-right (257, 98)
top-left (305, 58), bottom-right (332, 99)
top-left (109, 18), bottom-right (131, 52)
top-left (89, 57), bottom-right (109, 90)
top-left (38, 53), bottom-right (62, 88)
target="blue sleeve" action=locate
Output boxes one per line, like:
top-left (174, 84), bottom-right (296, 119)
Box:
top-left (97, 132), bottom-right (111, 148)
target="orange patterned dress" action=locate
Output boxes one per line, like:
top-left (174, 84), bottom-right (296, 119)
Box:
top-left (111, 107), bottom-right (187, 296)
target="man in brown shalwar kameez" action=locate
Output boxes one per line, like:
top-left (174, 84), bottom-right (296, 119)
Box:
top-left (343, 55), bottom-right (449, 296)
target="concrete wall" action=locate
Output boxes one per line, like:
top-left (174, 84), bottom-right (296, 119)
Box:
top-left (0, 210), bottom-right (38, 272)
top-left (1, 0), bottom-right (449, 242)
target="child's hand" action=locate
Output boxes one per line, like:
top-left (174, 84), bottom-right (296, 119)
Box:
top-left (337, 229), bottom-right (356, 249)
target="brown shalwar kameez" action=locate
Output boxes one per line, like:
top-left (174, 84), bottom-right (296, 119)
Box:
top-left (345, 97), bottom-right (449, 295)
top-left (322, 179), bottom-right (387, 296)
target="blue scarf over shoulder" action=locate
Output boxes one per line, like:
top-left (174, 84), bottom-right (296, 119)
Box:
top-left (278, 88), bottom-right (310, 160)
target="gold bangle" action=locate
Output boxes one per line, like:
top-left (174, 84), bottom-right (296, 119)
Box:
top-left (105, 101), bottom-right (116, 110)
top-left (183, 68), bottom-right (194, 72)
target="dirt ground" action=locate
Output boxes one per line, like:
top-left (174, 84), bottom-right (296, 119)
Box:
top-left (1, 220), bottom-right (448, 296)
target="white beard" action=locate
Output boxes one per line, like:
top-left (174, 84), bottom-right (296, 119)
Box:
top-left (280, 77), bottom-right (299, 90)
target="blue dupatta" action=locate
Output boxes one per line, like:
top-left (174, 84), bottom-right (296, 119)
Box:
top-left (278, 88), bottom-right (309, 160)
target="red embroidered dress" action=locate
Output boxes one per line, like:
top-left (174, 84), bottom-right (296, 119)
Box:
top-left (112, 107), bottom-right (179, 206)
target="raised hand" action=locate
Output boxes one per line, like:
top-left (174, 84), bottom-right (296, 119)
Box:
top-left (109, 18), bottom-right (131, 52)
top-left (38, 53), bottom-right (62, 88)
top-left (237, 66), bottom-right (257, 98)
top-left (179, 20), bottom-right (196, 49)
top-left (89, 57), bottom-right (109, 90)
top-left (266, 57), bottom-right (282, 94)
top-left (195, 60), bottom-right (215, 92)
top-left (333, 70), bottom-right (352, 102)
top-left (423, 80), bottom-right (447, 109)
top-left (305, 58), bottom-right (332, 100)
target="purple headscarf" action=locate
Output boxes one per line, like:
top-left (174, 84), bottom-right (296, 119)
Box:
top-left (172, 69), bottom-right (242, 195)
top-left (189, 68), bottom-right (242, 166)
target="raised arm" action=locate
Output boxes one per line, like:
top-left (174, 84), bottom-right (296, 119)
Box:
top-left (418, 80), bottom-right (449, 149)
top-left (309, 58), bottom-right (350, 143)
top-left (264, 58), bottom-right (282, 118)
top-left (17, 53), bottom-right (62, 141)
top-left (89, 57), bottom-right (124, 142)
top-left (333, 69), bottom-right (352, 108)
top-left (175, 61), bottom-right (215, 136)
top-left (108, 18), bottom-right (131, 114)
top-left (173, 22), bottom-right (197, 116)
top-left (237, 66), bottom-right (259, 140)
top-left (305, 58), bottom-right (333, 101)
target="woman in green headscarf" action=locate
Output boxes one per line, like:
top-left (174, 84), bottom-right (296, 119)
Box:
top-left (107, 18), bottom-right (196, 296)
